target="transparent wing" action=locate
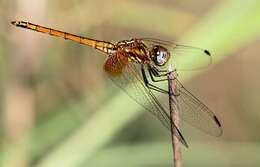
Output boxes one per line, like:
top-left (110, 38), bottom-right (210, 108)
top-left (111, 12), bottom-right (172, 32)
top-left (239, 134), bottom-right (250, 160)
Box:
top-left (137, 38), bottom-right (222, 135)
top-left (105, 55), bottom-right (188, 147)
top-left (174, 79), bottom-right (223, 136)
top-left (139, 38), bottom-right (212, 70)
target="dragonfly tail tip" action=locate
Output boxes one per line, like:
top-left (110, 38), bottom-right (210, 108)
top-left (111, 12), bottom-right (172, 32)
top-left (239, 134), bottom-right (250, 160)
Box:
top-left (11, 21), bottom-right (18, 26)
top-left (11, 21), bottom-right (28, 28)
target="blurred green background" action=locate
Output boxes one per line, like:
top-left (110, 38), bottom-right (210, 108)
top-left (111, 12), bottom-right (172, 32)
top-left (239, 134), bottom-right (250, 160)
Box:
top-left (1, 0), bottom-right (260, 167)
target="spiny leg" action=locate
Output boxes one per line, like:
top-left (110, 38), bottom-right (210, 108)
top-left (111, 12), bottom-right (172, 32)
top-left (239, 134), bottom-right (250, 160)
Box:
top-left (149, 65), bottom-right (178, 77)
top-left (141, 65), bottom-right (169, 94)
top-left (148, 65), bottom-right (177, 82)
top-left (141, 65), bottom-right (180, 96)
top-left (143, 65), bottom-right (180, 96)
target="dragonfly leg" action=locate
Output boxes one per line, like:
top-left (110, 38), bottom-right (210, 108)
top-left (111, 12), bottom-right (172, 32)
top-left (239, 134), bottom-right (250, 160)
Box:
top-left (141, 65), bottom-right (169, 94)
top-left (141, 65), bottom-right (179, 96)
top-left (148, 66), bottom-right (177, 82)
top-left (150, 65), bottom-right (178, 77)
top-left (148, 68), bottom-right (169, 82)
top-left (147, 66), bottom-right (180, 96)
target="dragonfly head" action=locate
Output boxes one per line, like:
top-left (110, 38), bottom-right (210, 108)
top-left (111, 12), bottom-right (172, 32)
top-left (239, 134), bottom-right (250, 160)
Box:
top-left (150, 45), bottom-right (170, 66)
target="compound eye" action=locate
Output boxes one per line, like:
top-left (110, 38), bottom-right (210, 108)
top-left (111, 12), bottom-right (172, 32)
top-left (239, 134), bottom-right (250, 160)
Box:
top-left (156, 51), bottom-right (168, 65)
top-left (151, 45), bottom-right (170, 66)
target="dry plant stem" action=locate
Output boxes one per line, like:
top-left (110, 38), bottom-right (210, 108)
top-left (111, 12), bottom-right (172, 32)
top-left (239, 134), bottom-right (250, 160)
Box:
top-left (3, 1), bottom-right (47, 167)
top-left (168, 66), bottom-right (182, 167)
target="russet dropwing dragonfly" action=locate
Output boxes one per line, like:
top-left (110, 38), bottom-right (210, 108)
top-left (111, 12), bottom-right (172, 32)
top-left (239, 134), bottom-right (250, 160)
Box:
top-left (11, 20), bottom-right (223, 147)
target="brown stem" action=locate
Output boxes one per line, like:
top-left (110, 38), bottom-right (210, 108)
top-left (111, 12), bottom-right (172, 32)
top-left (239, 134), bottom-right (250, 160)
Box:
top-left (167, 66), bottom-right (182, 167)
top-left (3, 1), bottom-right (47, 167)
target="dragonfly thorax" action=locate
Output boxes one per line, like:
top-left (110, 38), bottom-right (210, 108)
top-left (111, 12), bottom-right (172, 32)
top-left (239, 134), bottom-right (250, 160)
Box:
top-left (116, 39), bottom-right (150, 64)
top-left (150, 45), bottom-right (170, 66)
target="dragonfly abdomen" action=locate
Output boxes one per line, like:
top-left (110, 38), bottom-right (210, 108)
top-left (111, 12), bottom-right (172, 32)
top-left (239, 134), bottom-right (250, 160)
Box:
top-left (11, 21), bottom-right (115, 54)
top-left (93, 41), bottom-right (115, 54)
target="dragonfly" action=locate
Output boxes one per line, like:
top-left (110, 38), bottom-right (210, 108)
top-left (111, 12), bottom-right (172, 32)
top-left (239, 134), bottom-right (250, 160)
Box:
top-left (11, 20), bottom-right (223, 147)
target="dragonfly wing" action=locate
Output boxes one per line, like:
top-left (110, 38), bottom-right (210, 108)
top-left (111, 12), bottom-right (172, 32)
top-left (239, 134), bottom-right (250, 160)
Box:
top-left (138, 38), bottom-right (222, 136)
top-left (104, 55), bottom-right (188, 147)
top-left (139, 38), bottom-right (212, 70)
top-left (175, 79), bottom-right (223, 136)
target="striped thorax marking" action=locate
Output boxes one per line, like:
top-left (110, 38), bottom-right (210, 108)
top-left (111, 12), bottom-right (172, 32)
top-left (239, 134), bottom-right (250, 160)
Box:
top-left (116, 39), bottom-right (150, 63)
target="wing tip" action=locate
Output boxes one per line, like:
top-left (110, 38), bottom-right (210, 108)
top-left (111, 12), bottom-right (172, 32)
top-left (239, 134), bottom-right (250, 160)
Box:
top-left (213, 115), bottom-right (223, 136)
top-left (213, 115), bottom-right (221, 127)
top-left (204, 49), bottom-right (211, 56)
top-left (183, 140), bottom-right (189, 148)
top-left (175, 127), bottom-right (189, 148)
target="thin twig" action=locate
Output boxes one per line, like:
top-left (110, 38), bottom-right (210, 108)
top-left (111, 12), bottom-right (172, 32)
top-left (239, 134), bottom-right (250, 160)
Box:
top-left (168, 65), bottom-right (182, 167)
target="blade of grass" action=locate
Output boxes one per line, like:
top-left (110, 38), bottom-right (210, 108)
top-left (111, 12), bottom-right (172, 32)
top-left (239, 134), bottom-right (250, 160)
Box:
top-left (35, 93), bottom-right (139, 167)
top-left (86, 142), bottom-right (260, 167)
top-left (179, 0), bottom-right (260, 74)
top-left (111, 2), bottom-right (197, 37)
top-left (31, 102), bottom-right (91, 160)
